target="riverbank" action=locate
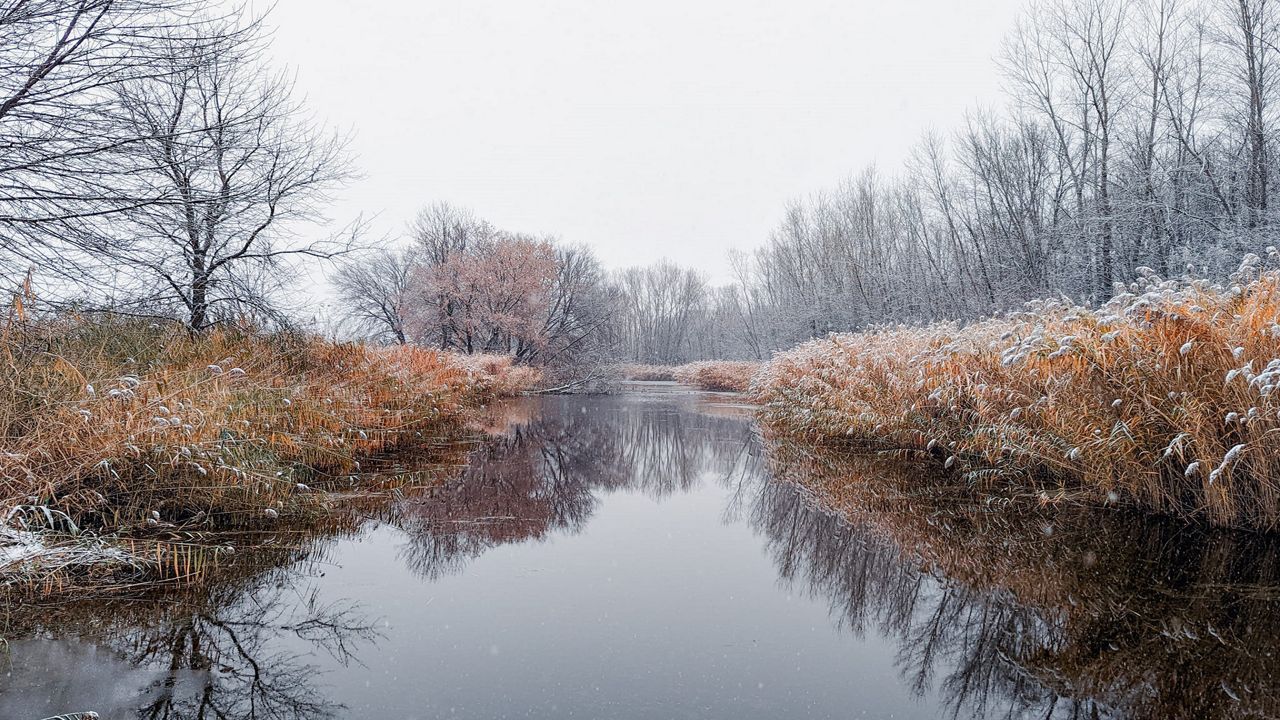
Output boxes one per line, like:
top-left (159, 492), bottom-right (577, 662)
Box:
top-left (0, 315), bottom-right (538, 595)
top-left (620, 361), bottom-right (760, 392)
top-left (753, 256), bottom-right (1280, 531)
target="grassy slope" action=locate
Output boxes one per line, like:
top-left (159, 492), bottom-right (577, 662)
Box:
top-left (0, 316), bottom-right (539, 593)
top-left (755, 258), bottom-right (1280, 530)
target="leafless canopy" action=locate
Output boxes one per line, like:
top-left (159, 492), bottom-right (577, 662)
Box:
top-left (0, 2), bottom-right (355, 329)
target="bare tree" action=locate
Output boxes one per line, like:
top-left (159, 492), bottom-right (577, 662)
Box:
top-left (407, 202), bottom-right (497, 347)
top-left (1219, 0), bottom-right (1276, 228)
top-left (336, 206), bottom-right (617, 372)
top-left (99, 11), bottom-right (354, 330)
top-left (612, 261), bottom-right (709, 364)
top-left (408, 232), bottom-right (559, 357)
top-left (409, 201), bottom-right (491, 266)
top-left (529, 243), bottom-right (618, 366)
top-left (0, 0), bottom-right (216, 273)
top-left (332, 247), bottom-right (415, 344)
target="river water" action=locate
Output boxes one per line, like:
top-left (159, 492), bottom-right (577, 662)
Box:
top-left (4, 387), bottom-right (1279, 719)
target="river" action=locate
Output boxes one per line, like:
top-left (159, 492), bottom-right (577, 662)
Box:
top-left (3, 386), bottom-right (1278, 719)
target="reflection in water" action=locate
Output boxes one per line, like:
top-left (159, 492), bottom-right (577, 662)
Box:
top-left (2, 392), bottom-right (1279, 719)
top-left (392, 394), bottom-right (1280, 719)
top-left (753, 474), bottom-right (1089, 720)
top-left (757, 447), bottom-right (1280, 720)
top-left (393, 395), bottom-right (759, 580)
top-left (0, 541), bottom-right (379, 720)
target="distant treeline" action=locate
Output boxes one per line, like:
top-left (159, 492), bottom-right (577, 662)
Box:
top-left (339, 0), bottom-right (1280, 364)
top-left (721, 0), bottom-right (1280, 358)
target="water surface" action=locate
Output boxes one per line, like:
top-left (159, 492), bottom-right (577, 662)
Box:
top-left (4, 389), bottom-right (1279, 719)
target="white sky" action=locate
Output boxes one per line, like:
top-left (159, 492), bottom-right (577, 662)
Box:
top-left (268, 0), bottom-right (1026, 281)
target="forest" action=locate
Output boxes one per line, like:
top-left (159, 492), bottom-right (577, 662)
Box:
top-left (330, 0), bottom-right (1280, 365)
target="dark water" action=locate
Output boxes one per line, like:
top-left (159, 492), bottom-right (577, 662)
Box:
top-left (4, 388), bottom-right (1280, 719)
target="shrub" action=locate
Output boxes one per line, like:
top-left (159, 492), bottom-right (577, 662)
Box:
top-left (673, 361), bottom-right (760, 393)
top-left (619, 364), bottom-right (678, 382)
top-left (444, 352), bottom-right (543, 397)
top-left (754, 255), bottom-right (1280, 530)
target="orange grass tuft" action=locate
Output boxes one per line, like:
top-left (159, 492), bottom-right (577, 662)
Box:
top-left (443, 352), bottom-right (544, 397)
top-left (0, 315), bottom-right (535, 535)
top-left (755, 256), bottom-right (1280, 530)
top-left (619, 364), bottom-right (678, 382)
top-left (673, 361), bottom-right (761, 393)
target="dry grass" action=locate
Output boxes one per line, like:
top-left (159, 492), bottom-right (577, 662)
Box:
top-left (672, 361), bottom-right (761, 392)
top-left (0, 313), bottom-right (537, 592)
top-left (755, 255), bottom-right (1280, 530)
top-left (618, 361), bottom-right (761, 391)
top-left (443, 352), bottom-right (544, 397)
top-left (619, 364), bottom-right (678, 382)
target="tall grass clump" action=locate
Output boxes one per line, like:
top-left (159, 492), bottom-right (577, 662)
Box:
top-left (445, 352), bottom-right (543, 397)
top-left (0, 312), bottom-right (541, 591)
top-left (618, 361), bottom-right (761, 391)
top-left (755, 254), bottom-right (1280, 530)
top-left (672, 361), bottom-right (761, 392)
top-left (619, 364), bottom-right (678, 382)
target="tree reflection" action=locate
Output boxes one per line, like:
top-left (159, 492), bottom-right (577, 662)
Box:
top-left (0, 541), bottom-right (378, 720)
top-left (754, 445), bottom-right (1280, 720)
top-left (405, 393), bottom-right (1255, 719)
top-left (393, 395), bottom-right (758, 580)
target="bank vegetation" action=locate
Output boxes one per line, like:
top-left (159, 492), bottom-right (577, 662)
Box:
top-left (0, 308), bottom-right (537, 595)
top-left (755, 255), bottom-right (1280, 530)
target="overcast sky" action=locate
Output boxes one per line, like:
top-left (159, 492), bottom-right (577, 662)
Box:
top-left (269, 0), bottom-right (1026, 280)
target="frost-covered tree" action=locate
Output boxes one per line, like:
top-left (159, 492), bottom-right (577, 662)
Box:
top-left (408, 234), bottom-right (559, 358)
top-left (336, 205), bottom-right (617, 367)
top-left (702, 0), bottom-right (1280, 357)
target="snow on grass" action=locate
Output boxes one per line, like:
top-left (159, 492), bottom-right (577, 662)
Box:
top-left (754, 257), bottom-right (1280, 530)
